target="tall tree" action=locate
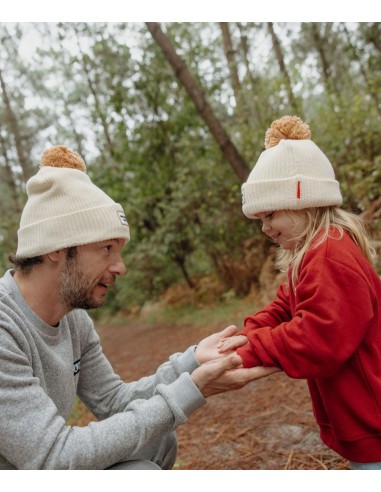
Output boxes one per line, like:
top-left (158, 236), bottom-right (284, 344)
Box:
top-left (219, 23), bottom-right (241, 104)
top-left (146, 22), bottom-right (250, 183)
top-left (267, 22), bottom-right (301, 115)
top-left (342, 24), bottom-right (381, 117)
top-left (72, 24), bottom-right (116, 159)
top-left (219, 22), bottom-right (252, 128)
top-left (236, 22), bottom-right (264, 127)
top-left (1, 22), bottom-right (380, 304)
top-left (0, 128), bottom-right (21, 213)
top-left (0, 67), bottom-right (32, 182)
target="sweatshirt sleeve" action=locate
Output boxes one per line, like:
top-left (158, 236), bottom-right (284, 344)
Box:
top-left (0, 324), bottom-right (205, 470)
top-left (237, 255), bottom-right (376, 378)
top-left (240, 282), bottom-right (292, 332)
top-left (237, 282), bottom-right (292, 367)
top-left (76, 319), bottom-right (201, 420)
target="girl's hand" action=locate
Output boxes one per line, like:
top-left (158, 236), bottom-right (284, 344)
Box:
top-left (217, 335), bottom-right (248, 353)
top-left (195, 325), bottom-right (239, 364)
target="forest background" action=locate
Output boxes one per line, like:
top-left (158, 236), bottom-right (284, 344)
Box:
top-left (1, 21), bottom-right (381, 321)
top-left (2, 18), bottom-right (381, 473)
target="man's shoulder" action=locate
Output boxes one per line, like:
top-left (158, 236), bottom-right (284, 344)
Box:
top-left (0, 273), bottom-right (21, 322)
top-left (65, 309), bottom-right (97, 343)
top-left (67, 308), bottom-right (93, 324)
top-left (0, 270), bottom-right (13, 297)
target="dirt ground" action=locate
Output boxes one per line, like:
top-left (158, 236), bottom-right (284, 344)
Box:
top-left (88, 320), bottom-right (349, 470)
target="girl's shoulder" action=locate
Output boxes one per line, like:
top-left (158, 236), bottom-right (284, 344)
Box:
top-left (307, 228), bottom-right (363, 265)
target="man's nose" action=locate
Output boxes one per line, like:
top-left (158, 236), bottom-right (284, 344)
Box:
top-left (109, 256), bottom-right (126, 276)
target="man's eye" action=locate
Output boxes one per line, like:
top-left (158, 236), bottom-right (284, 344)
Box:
top-left (265, 213), bottom-right (273, 219)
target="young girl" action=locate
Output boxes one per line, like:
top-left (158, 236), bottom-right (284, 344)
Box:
top-left (219, 115), bottom-right (381, 469)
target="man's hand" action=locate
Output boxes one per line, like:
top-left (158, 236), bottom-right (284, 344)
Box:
top-left (195, 325), bottom-right (248, 364)
top-left (191, 354), bottom-right (281, 398)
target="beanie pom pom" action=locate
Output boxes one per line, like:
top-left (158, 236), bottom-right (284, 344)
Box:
top-left (264, 115), bottom-right (311, 149)
top-left (40, 146), bottom-right (86, 172)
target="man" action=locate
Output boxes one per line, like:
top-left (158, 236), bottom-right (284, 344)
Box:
top-left (0, 145), bottom-right (276, 470)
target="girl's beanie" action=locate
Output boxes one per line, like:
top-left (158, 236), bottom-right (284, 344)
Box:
top-left (242, 115), bottom-right (343, 218)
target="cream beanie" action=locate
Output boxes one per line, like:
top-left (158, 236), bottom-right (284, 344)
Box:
top-left (242, 116), bottom-right (343, 218)
top-left (16, 146), bottom-right (130, 257)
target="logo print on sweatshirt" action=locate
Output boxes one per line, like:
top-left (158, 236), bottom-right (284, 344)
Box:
top-left (73, 359), bottom-right (81, 375)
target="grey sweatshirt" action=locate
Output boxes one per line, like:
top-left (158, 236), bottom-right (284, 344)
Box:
top-left (0, 270), bottom-right (206, 469)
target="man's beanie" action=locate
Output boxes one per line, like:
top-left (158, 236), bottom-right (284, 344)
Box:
top-left (241, 115), bottom-right (343, 218)
top-left (16, 146), bottom-right (130, 257)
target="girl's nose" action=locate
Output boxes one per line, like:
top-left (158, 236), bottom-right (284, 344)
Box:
top-left (262, 221), bottom-right (271, 234)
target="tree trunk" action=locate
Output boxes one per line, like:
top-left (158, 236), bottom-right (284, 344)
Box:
top-left (219, 23), bottom-right (241, 103)
top-left (0, 129), bottom-right (21, 213)
top-left (73, 26), bottom-right (115, 158)
top-left (236, 23), bottom-right (264, 126)
top-left (342, 24), bottom-right (381, 117)
top-left (64, 102), bottom-right (86, 157)
top-left (309, 24), bottom-right (339, 100)
top-left (173, 254), bottom-right (195, 289)
top-left (219, 22), bottom-right (251, 127)
top-left (362, 23), bottom-right (381, 52)
top-left (146, 22), bottom-right (250, 183)
top-left (267, 22), bottom-right (301, 115)
top-left (0, 68), bottom-right (32, 183)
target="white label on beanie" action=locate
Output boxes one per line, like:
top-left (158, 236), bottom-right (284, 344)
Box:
top-left (117, 211), bottom-right (129, 226)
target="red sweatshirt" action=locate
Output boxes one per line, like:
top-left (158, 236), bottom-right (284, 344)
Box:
top-left (237, 230), bottom-right (381, 462)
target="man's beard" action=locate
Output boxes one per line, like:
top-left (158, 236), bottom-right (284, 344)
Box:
top-left (59, 256), bottom-right (105, 311)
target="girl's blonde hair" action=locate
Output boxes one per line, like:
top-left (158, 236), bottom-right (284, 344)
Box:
top-left (275, 207), bottom-right (376, 289)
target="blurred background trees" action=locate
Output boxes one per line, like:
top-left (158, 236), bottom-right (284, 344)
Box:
top-left (1, 22), bottom-right (380, 314)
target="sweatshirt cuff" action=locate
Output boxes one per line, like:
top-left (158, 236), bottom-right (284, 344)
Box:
top-left (237, 344), bottom-right (262, 368)
top-left (158, 372), bottom-right (206, 418)
top-left (169, 345), bottom-right (200, 375)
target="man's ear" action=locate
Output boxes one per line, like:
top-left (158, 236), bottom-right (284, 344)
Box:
top-left (46, 250), bottom-right (65, 263)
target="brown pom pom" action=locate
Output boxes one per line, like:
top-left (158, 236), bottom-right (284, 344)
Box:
top-left (40, 146), bottom-right (86, 172)
top-left (264, 115), bottom-right (311, 149)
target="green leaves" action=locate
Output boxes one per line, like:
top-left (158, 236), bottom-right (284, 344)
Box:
top-left (1, 22), bottom-right (381, 311)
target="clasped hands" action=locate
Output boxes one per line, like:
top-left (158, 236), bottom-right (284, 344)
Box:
top-left (191, 325), bottom-right (280, 398)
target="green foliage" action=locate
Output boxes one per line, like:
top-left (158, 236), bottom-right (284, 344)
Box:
top-left (1, 22), bottom-right (381, 312)
top-left (341, 156), bottom-right (381, 211)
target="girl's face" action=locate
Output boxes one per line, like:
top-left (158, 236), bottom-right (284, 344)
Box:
top-left (256, 210), bottom-right (307, 250)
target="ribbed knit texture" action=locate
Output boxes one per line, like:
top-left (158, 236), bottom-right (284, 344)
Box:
top-left (0, 271), bottom-right (205, 469)
top-left (17, 167), bottom-right (130, 257)
top-left (242, 139), bottom-right (342, 218)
